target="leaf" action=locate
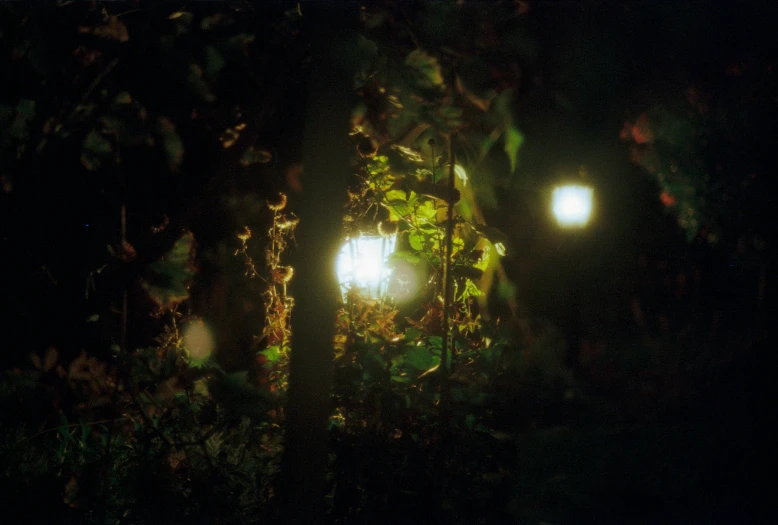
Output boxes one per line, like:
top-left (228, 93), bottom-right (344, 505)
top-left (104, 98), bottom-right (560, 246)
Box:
top-left (392, 144), bottom-right (426, 163)
top-left (156, 117), bottom-right (184, 172)
top-left (113, 91), bottom-right (132, 105)
top-left (504, 124), bottom-right (524, 172)
top-left (80, 129), bottom-right (113, 171)
top-left (143, 232), bottom-right (197, 309)
top-left (260, 346), bottom-right (281, 363)
top-left (201, 14), bottom-right (231, 31)
top-left (227, 33), bottom-right (255, 54)
top-left (403, 327), bottom-right (424, 341)
top-left (186, 63), bottom-right (216, 102)
top-left (389, 251), bottom-right (421, 264)
top-left (80, 16), bottom-right (129, 42)
top-left (454, 164), bottom-right (468, 186)
top-left (404, 49), bottom-right (445, 91)
top-left (408, 231), bottom-right (425, 251)
top-left (405, 345), bottom-right (439, 371)
top-left (240, 146), bottom-right (273, 166)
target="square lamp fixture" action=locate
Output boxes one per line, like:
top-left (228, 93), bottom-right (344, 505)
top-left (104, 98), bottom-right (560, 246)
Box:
top-left (336, 234), bottom-right (397, 301)
top-left (552, 184), bottom-right (594, 228)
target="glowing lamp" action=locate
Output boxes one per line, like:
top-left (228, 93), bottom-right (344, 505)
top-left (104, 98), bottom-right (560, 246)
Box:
top-left (336, 234), bottom-right (397, 301)
top-left (552, 184), bottom-right (593, 228)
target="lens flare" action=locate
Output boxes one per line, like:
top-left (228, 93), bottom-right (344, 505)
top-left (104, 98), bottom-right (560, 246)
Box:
top-left (182, 319), bottom-right (215, 360)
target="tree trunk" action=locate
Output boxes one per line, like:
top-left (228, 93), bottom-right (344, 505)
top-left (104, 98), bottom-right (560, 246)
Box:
top-left (280, 3), bottom-right (357, 523)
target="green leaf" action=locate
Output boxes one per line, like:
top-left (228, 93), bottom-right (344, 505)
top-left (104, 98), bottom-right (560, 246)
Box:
top-left (405, 345), bottom-right (439, 371)
top-left (389, 251), bottom-right (421, 264)
top-left (143, 232), bottom-right (197, 309)
top-left (260, 345), bottom-right (281, 363)
top-left (404, 49), bottom-right (445, 91)
top-left (462, 278), bottom-right (484, 298)
top-left (504, 124), bottom-right (524, 172)
top-left (186, 63), bottom-right (216, 102)
top-left (408, 231), bottom-right (425, 251)
top-left (80, 129), bottom-right (113, 171)
top-left (403, 327), bottom-right (424, 341)
top-left (157, 117), bottom-right (184, 172)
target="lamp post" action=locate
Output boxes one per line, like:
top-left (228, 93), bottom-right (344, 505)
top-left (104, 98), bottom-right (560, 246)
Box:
top-left (335, 233), bottom-right (397, 302)
top-left (552, 182), bottom-right (594, 370)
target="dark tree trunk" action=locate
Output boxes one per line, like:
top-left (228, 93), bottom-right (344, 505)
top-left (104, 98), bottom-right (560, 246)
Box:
top-left (280, 3), bottom-right (357, 523)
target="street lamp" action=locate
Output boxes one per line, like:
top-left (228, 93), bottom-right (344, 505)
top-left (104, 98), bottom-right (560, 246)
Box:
top-left (336, 233), bottom-right (397, 302)
top-left (552, 184), bottom-right (593, 228)
top-left (551, 182), bottom-right (594, 371)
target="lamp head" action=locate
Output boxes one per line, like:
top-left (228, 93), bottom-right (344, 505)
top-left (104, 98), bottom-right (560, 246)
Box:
top-left (552, 184), bottom-right (593, 228)
top-left (336, 234), bottom-right (397, 301)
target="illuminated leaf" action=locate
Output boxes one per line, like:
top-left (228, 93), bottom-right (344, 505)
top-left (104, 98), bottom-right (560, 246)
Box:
top-left (392, 144), bottom-right (425, 163)
top-left (143, 232), bottom-right (197, 309)
top-left (408, 231), bottom-right (425, 251)
top-left (259, 346), bottom-right (281, 366)
top-left (240, 146), bottom-right (273, 166)
top-left (503, 124), bottom-right (524, 172)
top-left (454, 164), bottom-right (468, 186)
top-left (404, 49), bottom-right (445, 91)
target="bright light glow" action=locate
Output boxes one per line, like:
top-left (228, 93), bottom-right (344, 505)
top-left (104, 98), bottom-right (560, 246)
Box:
top-left (182, 319), bottom-right (215, 360)
top-left (552, 184), bottom-right (593, 228)
top-left (454, 164), bottom-right (468, 186)
top-left (336, 234), bottom-right (397, 301)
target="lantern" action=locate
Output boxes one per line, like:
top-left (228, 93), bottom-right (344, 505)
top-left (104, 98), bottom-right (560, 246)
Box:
top-left (552, 184), bottom-right (594, 228)
top-left (336, 233), bottom-right (397, 301)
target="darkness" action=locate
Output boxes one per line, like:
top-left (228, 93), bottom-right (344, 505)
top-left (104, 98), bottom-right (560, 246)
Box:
top-left (0, 1), bottom-right (774, 523)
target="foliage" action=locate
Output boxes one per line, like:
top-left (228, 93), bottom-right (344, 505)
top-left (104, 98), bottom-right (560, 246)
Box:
top-left (0, 2), bottom-right (298, 523)
top-left (1, 237), bottom-right (284, 524)
top-left (323, 2), bottom-right (542, 518)
top-left (235, 191), bottom-right (298, 393)
top-left (621, 69), bottom-right (775, 262)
